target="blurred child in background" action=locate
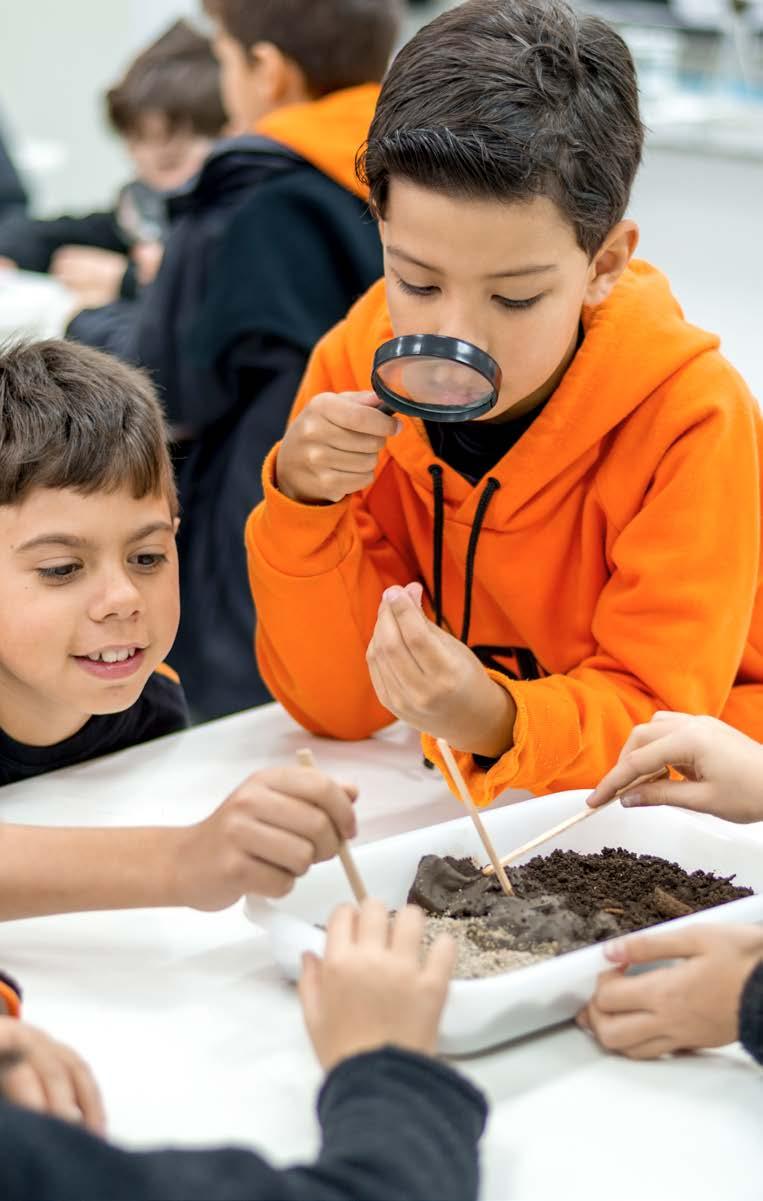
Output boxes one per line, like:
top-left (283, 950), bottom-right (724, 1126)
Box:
top-left (0, 21), bottom-right (226, 310)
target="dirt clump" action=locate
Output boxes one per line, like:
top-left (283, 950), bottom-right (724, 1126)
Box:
top-left (408, 848), bottom-right (753, 979)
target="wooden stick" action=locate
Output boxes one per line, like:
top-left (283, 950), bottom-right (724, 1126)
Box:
top-left (483, 768), bottom-right (670, 876)
top-left (296, 748), bottom-right (368, 903)
top-left (436, 738), bottom-right (514, 896)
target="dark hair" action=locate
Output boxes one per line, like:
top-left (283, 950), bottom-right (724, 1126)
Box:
top-left (359, 0), bottom-right (644, 256)
top-left (0, 340), bottom-right (178, 513)
top-left (107, 19), bottom-right (227, 138)
top-left (204, 0), bottom-right (402, 97)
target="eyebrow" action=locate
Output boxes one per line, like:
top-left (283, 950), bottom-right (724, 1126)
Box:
top-left (15, 522), bottom-right (175, 554)
top-left (387, 245), bottom-right (558, 279)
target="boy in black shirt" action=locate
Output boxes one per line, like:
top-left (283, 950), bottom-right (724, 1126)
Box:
top-left (0, 340), bottom-right (357, 920)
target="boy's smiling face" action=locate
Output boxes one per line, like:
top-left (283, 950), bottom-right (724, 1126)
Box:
top-left (380, 179), bottom-right (637, 422)
top-left (0, 486), bottom-right (180, 747)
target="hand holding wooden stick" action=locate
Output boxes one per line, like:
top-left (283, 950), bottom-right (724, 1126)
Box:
top-left (296, 748), bottom-right (368, 903)
top-left (436, 738), bottom-right (514, 895)
top-left (483, 768), bottom-right (670, 877)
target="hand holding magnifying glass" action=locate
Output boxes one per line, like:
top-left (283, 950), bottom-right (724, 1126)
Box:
top-left (276, 335), bottom-right (501, 505)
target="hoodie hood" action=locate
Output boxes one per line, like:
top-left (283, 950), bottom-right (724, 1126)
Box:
top-left (255, 84), bottom-right (379, 199)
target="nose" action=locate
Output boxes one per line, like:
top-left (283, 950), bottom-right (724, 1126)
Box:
top-left (88, 565), bottom-right (145, 624)
top-left (432, 306), bottom-right (489, 358)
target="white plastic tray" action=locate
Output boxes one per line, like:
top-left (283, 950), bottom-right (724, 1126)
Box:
top-left (245, 790), bottom-right (763, 1054)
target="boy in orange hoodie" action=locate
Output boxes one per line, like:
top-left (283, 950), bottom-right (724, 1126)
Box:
top-left (246, 0), bottom-right (763, 807)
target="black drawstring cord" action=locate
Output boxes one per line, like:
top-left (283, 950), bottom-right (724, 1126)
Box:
top-left (460, 477), bottom-right (501, 645)
top-left (428, 464), bottom-right (445, 627)
top-left (421, 469), bottom-right (500, 771)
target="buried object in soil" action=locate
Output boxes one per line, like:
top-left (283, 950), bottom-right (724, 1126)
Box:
top-left (409, 848), bottom-right (754, 979)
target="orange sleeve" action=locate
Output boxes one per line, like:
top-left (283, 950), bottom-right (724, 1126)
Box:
top-left (0, 976), bottom-right (21, 1018)
top-left (424, 383), bottom-right (761, 805)
top-left (246, 331), bottom-right (414, 740)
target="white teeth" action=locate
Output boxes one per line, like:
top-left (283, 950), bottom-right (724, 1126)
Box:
top-left (86, 648), bottom-right (137, 664)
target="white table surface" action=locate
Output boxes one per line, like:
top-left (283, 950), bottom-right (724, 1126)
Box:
top-left (0, 703), bottom-right (761, 1201)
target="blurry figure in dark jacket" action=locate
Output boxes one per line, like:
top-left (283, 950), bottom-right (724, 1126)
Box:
top-left (0, 21), bottom-right (226, 309)
top-left (70, 1), bottom-right (400, 720)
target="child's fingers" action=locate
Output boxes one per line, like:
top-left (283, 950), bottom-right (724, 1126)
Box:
top-left (588, 731), bottom-right (688, 808)
top-left (620, 779), bottom-right (714, 813)
top-left (584, 1005), bottom-right (662, 1054)
top-left (389, 904), bottom-right (426, 961)
top-left (41, 1059), bottom-right (85, 1125)
top-left (373, 598), bottom-right (425, 681)
top-left (0, 1059), bottom-right (47, 1113)
top-left (68, 1055), bottom-right (106, 1135)
top-left (324, 903), bottom-right (358, 957)
top-left (382, 588), bottom-right (443, 672)
top-left (423, 931), bottom-right (458, 986)
top-left (297, 951), bottom-right (322, 1030)
top-left (356, 897), bottom-right (390, 948)
top-left (605, 925), bottom-right (706, 967)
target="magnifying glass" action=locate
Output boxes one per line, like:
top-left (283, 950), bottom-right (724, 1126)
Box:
top-left (372, 334), bottom-right (502, 422)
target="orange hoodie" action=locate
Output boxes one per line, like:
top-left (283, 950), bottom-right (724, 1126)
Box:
top-left (256, 84), bottom-right (379, 199)
top-left (246, 262), bottom-right (763, 806)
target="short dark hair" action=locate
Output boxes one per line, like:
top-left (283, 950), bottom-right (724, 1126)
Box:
top-left (204, 0), bottom-right (402, 97)
top-left (358, 0), bottom-right (644, 256)
top-left (0, 340), bottom-right (178, 513)
top-left (107, 19), bottom-right (227, 138)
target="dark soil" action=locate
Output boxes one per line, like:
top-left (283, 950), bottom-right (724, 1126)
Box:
top-left (408, 848), bottom-right (754, 959)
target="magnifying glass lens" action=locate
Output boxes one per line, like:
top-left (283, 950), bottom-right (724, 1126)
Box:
top-left (375, 356), bottom-right (494, 409)
top-left (371, 335), bottom-right (501, 422)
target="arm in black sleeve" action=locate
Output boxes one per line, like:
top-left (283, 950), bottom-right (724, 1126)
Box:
top-left (67, 298), bottom-right (141, 360)
top-left (0, 1048), bottom-right (487, 1201)
top-left (739, 960), bottom-right (763, 1065)
top-left (0, 210), bottom-right (127, 273)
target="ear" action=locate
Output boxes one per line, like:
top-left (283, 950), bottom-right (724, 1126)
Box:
top-left (583, 220), bottom-right (639, 307)
top-left (249, 40), bottom-right (310, 109)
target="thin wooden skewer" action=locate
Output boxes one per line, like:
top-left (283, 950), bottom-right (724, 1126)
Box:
top-left (436, 738), bottom-right (514, 896)
top-left (296, 747), bottom-right (368, 903)
top-left (483, 768), bottom-right (670, 877)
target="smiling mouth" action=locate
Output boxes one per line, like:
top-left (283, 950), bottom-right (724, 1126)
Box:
top-left (72, 646), bottom-right (148, 681)
top-left (81, 647), bottom-right (140, 664)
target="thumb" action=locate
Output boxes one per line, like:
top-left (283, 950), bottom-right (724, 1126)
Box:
top-left (605, 926), bottom-right (704, 967)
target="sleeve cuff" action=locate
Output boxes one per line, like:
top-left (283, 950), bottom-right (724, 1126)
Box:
top-left (0, 971), bottom-right (22, 1018)
top-left (249, 443), bottom-right (353, 576)
top-left (739, 959), bottom-right (763, 1065)
top-left (422, 671), bottom-right (582, 806)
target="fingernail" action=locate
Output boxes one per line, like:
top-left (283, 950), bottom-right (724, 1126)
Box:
top-left (620, 793), bottom-right (640, 807)
top-left (604, 940), bottom-right (628, 964)
top-left (383, 585), bottom-right (405, 602)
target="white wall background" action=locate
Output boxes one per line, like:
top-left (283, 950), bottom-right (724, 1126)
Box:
top-left (0, 0), bottom-right (202, 214)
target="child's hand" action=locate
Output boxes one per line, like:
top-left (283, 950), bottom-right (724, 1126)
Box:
top-left (587, 712), bottom-right (763, 822)
top-left (0, 1017), bottom-right (105, 1133)
top-left (276, 391), bottom-right (399, 504)
top-left (366, 583), bottom-right (516, 756)
top-left (299, 899), bottom-right (456, 1072)
top-left (578, 924), bottom-right (763, 1059)
top-left (172, 767), bottom-right (358, 911)
top-left (50, 245), bottom-right (127, 306)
